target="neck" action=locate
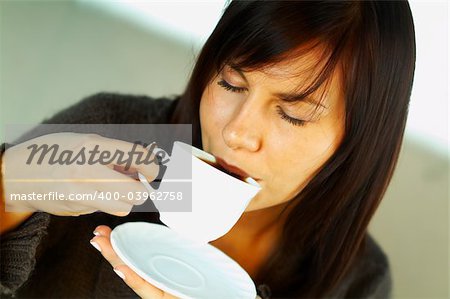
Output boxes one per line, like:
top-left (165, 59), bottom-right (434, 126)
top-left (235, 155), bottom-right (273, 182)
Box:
top-left (211, 200), bottom-right (293, 250)
top-left (209, 201), bottom-right (293, 278)
top-left (236, 201), bottom-right (291, 239)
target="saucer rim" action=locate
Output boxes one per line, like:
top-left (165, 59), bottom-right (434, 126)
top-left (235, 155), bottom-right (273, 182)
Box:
top-left (110, 222), bottom-right (257, 299)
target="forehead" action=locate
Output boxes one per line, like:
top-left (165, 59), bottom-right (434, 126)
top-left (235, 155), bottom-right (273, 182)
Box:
top-left (235, 50), bottom-right (344, 110)
top-left (254, 46), bottom-right (328, 80)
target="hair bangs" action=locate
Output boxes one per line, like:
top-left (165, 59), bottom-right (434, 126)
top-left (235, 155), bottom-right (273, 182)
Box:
top-left (210, 2), bottom-right (355, 115)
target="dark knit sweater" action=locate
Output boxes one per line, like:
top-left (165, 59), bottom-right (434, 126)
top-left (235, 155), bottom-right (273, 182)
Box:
top-left (0, 93), bottom-right (391, 299)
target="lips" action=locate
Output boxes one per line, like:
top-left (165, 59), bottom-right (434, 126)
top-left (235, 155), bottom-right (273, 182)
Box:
top-left (215, 157), bottom-right (257, 180)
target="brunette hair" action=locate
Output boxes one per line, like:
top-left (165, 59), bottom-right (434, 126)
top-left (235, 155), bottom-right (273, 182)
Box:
top-left (171, 1), bottom-right (416, 298)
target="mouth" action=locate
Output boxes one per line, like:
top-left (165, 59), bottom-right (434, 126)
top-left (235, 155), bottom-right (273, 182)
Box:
top-left (215, 156), bottom-right (259, 181)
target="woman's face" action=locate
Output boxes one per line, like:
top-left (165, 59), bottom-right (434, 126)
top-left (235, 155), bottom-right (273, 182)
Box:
top-left (199, 54), bottom-right (346, 212)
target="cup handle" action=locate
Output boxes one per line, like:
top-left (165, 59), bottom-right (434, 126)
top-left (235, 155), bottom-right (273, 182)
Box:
top-left (137, 144), bottom-right (168, 213)
top-left (138, 172), bottom-right (155, 191)
top-left (138, 142), bottom-right (170, 190)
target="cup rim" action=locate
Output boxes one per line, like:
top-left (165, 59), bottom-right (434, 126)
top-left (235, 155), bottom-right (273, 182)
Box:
top-left (174, 141), bottom-right (216, 163)
top-left (173, 141), bottom-right (261, 189)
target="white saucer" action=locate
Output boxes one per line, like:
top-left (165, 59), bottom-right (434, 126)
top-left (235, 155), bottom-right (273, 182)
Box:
top-left (111, 222), bottom-right (256, 299)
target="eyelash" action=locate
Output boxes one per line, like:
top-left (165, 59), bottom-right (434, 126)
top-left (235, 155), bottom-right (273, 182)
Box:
top-left (217, 79), bottom-right (307, 127)
top-left (217, 79), bottom-right (246, 93)
top-left (276, 106), bottom-right (307, 127)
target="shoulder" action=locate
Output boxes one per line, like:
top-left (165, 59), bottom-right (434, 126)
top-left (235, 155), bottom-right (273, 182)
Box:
top-left (331, 234), bottom-right (392, 299)
top-left (43, 92), bottom-right (179, 124)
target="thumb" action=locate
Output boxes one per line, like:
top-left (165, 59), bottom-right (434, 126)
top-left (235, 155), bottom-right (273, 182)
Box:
top-left (95, 137), bottom-right (161, 182)
top-left (134, 143), bottom-right (169, 182)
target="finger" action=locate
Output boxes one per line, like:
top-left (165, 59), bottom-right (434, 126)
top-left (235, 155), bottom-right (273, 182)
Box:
top-left (90, 228), bottom-right (176, 299)
top-left (93, 225), bottom-right (112, 237)
top-left (90, 227), bottom-right (125, 268)
top-left (96, 181), bottom-right (150, 208)
top-left (95, 165), bottom-right (150, 205)
top-left (92, 226), bottom-right (179, 299)
top-left (114, 264), bottom-right (169, 299)
top-left (98, 203), bottom-right (133, 217)
top-left (78, 167), bottom-right (149, 213)
top-left (54, 208), bottom-right (98, 217)
top-left (80, 189), bottom-right (134, 217)
top-left (92, 136), bottom-right (161, 183)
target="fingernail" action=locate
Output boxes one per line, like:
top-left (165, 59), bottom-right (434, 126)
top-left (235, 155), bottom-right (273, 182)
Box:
top-left (93, 231), bottom-right (101, 236)
top-left (114, 268), bottom-right (125, 280)
top-left (90, 240), bottom-right (101, 252)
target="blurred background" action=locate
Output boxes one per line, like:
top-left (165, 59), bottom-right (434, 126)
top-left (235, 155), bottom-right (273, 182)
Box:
top-left (0, 1), bottom-right (448, 298)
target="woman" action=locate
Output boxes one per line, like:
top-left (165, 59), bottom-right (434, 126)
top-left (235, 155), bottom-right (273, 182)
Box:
top-left (0, 1), bottom-right (415, 298)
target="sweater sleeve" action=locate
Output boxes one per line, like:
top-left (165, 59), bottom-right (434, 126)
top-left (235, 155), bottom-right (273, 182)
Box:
top-left (0, 212), bottom-right (50, 295)
top-left (0, 92), bottom-right (176, 296)
top-left (0, 142), bottom-right (51, 296)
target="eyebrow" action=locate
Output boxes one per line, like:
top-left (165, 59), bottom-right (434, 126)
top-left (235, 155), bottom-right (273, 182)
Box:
top-left (274, 92), bottom-right (327, 109)
top-left (229, 65), bottom-right (327, 109)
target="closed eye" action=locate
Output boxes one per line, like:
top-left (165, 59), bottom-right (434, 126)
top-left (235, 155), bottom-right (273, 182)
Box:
top-left (217, 79), bottom-right (247, 93)
top-left (217, 78), bottom-right (307, 127)
top-left (276, 106), bottom-right (307, 127)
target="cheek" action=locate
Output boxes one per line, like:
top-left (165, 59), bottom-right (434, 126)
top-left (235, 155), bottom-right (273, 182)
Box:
top-left (271, 123), bottom-right (344, 196)
top-left (199, 85), bottom-right (225, 149)
top-left (200, 84), bottom-right (238, 136)
top-left (200, 87), bottom-right (219, 133)
top-left (302, 128), bottom-right (342, 172)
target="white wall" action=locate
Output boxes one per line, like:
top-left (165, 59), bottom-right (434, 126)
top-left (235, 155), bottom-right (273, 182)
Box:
top-left (0, 0), bottom-right (195, 140)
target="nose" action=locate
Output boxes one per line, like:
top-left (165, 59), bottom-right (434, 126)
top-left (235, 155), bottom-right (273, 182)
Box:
top-left (222, 96), bottom-right (262, 152)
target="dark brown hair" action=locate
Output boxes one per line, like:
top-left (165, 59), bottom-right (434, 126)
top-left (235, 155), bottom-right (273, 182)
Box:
top-left (171, 1), bottom-right (416, 297)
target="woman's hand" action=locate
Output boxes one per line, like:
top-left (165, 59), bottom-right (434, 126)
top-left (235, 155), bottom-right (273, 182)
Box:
top-left (2, 132), bottom-right (159, 217)
top-left (91, 225), bottom-right (179, 299)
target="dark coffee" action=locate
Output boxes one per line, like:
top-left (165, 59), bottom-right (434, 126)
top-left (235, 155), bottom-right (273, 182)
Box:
top-left (198, 157), bottom-right (248, 182)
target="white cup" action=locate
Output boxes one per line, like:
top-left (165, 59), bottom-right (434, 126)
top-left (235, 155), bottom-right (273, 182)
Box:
top-left (138, 141), bottom-right (261, 244)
